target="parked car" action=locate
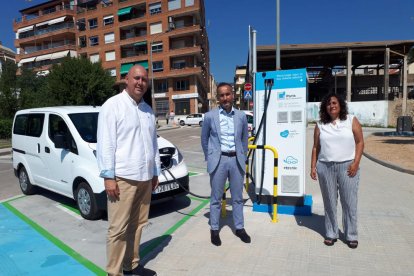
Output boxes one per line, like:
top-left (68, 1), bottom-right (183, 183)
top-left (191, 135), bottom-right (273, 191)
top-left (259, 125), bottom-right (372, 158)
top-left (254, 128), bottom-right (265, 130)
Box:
top-left (178, 113), bottom-right (204, 126)
top-left (12, 106), bottom-right (189, 220)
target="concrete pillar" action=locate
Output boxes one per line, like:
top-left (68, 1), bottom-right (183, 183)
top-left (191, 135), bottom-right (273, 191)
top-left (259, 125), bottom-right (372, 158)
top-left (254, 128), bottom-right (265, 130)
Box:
top-left (346, 49), bottom-right (352, 102)
top-left (402, 55), bottom-right (408, 115)
top-left (384, 47), bottom-right (390, 100)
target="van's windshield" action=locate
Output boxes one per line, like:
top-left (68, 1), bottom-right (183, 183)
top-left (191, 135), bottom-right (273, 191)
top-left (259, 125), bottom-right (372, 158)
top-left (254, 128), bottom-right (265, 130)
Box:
top-left (68, 112), bottom-right (99, 143)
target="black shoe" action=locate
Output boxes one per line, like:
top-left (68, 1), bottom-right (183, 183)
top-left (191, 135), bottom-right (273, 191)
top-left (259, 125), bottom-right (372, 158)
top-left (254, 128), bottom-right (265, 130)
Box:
top-left (123, 265), bottom-right (157, 276)
top-left (235, 228), bottom-right (251, 243)
top-left (210, 229), bottom-right (221, 246)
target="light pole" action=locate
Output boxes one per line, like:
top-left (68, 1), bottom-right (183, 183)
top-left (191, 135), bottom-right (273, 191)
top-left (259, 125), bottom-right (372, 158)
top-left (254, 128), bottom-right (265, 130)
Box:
top-left (149, 30), bottom-right (171, 119)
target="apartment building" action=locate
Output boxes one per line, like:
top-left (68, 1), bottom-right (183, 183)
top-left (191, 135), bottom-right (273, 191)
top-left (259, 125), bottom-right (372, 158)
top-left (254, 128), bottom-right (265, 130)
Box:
top-left (233, 65), bottom-right (246, 109)
top-left (13, 0), bottom-right (210, 116)
top-left (0, 42), bottom-right (16, 73)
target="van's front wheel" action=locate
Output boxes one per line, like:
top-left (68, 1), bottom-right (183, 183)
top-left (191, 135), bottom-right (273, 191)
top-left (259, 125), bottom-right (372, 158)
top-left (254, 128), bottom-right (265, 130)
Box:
top-left (76, 182), bottom-right (102, 220)
top-left (19, 166), bottom-right (36, 195)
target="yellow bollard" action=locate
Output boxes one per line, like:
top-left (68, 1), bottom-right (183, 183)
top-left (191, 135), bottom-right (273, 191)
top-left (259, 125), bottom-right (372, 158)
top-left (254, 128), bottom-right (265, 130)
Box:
top-left (247, 144), bottom-right (279, 223)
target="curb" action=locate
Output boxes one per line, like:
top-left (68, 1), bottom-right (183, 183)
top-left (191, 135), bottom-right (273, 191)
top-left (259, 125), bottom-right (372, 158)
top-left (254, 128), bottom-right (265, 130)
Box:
top-left (363, 152), bottom-right (414, 175)
top-left (157, 126), bottom-right (181, 132)
top-left (0, 149), bottom-right (12, 156)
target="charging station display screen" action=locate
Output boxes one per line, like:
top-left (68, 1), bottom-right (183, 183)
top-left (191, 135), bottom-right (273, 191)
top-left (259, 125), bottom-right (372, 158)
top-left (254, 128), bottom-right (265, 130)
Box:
top-left (254, 69), bottom-right (307, 199)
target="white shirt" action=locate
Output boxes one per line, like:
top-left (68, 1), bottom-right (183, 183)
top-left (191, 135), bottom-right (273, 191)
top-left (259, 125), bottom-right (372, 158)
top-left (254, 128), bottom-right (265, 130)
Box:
top-left (219, 106), bottom-right (235, 152)
top-left (97, 90), bottom-right (160, 181)
top-left (317, 115), bottom-right (355, 162)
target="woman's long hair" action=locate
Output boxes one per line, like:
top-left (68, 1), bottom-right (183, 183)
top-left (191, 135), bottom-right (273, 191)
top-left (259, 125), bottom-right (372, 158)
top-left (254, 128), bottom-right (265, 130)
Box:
top-left (319, 92), bottom-right (348, 124)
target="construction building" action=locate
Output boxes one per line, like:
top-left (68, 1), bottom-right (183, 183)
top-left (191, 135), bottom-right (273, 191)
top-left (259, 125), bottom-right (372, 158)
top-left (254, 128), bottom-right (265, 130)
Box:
top-left (13, 0), bottom-right (210, 116)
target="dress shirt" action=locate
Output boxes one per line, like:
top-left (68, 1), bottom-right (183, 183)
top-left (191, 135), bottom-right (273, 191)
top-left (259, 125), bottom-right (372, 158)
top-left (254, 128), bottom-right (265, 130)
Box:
top-left (97, 90), bottom-right (161, 181)
top-left (219, 106), bottom-right (235, 152)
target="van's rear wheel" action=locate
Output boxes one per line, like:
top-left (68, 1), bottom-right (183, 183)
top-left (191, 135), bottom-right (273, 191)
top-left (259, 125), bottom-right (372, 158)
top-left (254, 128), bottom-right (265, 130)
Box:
top-left (199, 121), bottom-right (203, 127)
top-left (19, 166), bottom-right (36, 195)
top-left (179, 120), bottom-right (185, 126)
top-left (75, 182), bottom-right (102, 220)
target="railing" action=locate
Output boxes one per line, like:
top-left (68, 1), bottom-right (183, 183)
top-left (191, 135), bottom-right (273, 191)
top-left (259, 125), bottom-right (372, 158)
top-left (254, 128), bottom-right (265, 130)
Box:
top-left (120, 32), bottom-right (147, 40)
top-left (15, 4), bottom-right (74, 23)
top-left (18, 22), bottom-right (75, 40)
top-left (22, 41), bottom-right (76, 54)
top-left (121, 50), bottom-right (148, 58)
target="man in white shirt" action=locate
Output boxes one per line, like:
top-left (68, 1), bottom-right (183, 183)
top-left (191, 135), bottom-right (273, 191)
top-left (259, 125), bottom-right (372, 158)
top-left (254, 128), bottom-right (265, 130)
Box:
top-left (97, 65), bottom-right (160, 276)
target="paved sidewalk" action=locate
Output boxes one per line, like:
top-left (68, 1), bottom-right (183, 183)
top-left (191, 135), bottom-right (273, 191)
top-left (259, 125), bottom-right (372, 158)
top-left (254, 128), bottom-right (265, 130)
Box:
top-left (142, 128), bottom-right (414, 275)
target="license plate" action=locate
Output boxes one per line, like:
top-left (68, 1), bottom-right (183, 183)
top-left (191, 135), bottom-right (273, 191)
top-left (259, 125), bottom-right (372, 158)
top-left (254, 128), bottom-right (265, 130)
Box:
top-left (153, 182), bottom-right (179, 194)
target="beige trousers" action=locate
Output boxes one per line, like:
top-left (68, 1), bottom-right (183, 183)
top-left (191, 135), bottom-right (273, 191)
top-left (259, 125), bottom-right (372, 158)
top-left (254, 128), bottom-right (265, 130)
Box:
top-left (106, 177), bottom-right (152, 276)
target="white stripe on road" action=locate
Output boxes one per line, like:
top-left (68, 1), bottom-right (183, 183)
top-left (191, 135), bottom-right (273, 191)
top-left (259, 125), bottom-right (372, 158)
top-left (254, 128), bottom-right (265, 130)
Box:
top-left (55, 204), bottom-right (83, 220)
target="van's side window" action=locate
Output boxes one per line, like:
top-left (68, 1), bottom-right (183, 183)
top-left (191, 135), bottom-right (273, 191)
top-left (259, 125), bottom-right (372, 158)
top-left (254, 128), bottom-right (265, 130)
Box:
top-left (48, 114), bottom-right (78, 153)
top-left (13, 114), bottom-right (45, 137)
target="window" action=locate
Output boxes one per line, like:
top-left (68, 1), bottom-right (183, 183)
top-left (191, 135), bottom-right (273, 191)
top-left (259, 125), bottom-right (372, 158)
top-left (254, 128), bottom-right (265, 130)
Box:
top-left (168, 0), bottom-right (181, 11)
top-left (175, 79), bottom-right (189, 91)
top-left (175, 19), bottom-right (185, 28)
top-left (149, 2), bottom-right (161, 15)
top-left (156, 100), bottom-right (169, 117)
top-left (152, 61), bottom-right (163, 72)
top-left (103, 15), bottom-right (114, 26)
top-left (151, 42), bottom-right (163, 53)
top-left (79, 36), bottom-right (87, 48)
top-left (107, 68), bottom-right (116, 77)
top-left (13, 114), bottom-right (45, 137)
top-left (156, 80), bottom-right (168, 93)
top-left (49, 114), bottom-right (77, 153)
top-left (185, 0), bottom-right (194, 6)
top-left (172, 59), bottom-right (186, 69)
top-left (90, 53), bottom-right (100, 63)
top-left (104, 32), bottom-right (115, 44)
top-left (89, 36), bottom-right (99, 46)
top-left (150, 22), bottom-right (162, 34)
top-left (88, 18), bottom-right (98, 29)
top-left (77, 18), bottom-right (86, 31)
top-left (105, 51), bottom-right (115, 61)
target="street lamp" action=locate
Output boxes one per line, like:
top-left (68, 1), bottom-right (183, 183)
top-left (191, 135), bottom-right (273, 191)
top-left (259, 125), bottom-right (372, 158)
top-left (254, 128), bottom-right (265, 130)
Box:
top-left (149, 28), bottom-right (172, 118)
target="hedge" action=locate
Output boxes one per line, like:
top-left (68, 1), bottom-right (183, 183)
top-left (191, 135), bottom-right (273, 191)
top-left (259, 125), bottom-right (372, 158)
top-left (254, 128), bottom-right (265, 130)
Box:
top-left (0, 119), bottom-right (13, 139)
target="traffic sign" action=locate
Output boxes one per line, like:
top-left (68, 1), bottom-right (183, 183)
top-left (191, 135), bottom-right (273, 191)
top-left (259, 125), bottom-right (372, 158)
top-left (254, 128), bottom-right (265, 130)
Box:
top-left (244, 83), bottom-right (252, 91)
top-left (244, 90), bottom-right (252, 100)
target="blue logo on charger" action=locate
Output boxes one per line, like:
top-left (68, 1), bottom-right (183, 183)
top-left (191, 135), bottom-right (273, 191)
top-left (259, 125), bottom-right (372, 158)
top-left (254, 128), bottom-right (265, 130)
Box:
top-left (278, 91), bottom-right (286, 100)
top-left (280, 130), bottom-right (289, 138)
top-left (284, 156), bottom-right (298, 164)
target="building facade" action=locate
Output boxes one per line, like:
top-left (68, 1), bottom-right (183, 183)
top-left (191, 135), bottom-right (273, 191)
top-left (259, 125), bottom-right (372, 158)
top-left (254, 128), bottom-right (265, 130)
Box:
top-left (0, 42), bottom-right (16, 73)
top-left (13, 0), bottom-right (210, 116)
top-left (233, 64), bottom-right (246, 110)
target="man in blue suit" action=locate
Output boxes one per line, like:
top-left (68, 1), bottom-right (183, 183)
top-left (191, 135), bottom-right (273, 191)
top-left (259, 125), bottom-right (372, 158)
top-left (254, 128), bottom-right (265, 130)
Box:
top-left (201, 82), bottom-right (250, 246)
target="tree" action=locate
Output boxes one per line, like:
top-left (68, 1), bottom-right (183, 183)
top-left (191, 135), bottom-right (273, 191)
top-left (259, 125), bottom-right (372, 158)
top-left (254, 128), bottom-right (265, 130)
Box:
top-left (18, 68), bottom-right (50, 109)
top-left (46, 57), bottom-right (116, 106)
top-left (0, 60), bottom-right (18, 118)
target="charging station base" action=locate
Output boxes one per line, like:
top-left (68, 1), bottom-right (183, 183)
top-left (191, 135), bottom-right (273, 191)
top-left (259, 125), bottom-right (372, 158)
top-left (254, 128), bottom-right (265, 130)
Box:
top-left (252, 194), bottom-right (312, 216)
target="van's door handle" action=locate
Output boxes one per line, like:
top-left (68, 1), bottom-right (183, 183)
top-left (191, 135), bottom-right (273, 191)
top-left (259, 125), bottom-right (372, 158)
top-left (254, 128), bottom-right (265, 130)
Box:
top-left (45, 147), bottom-right (50, 153)
top-left (37, 143), bottom-right (40, 153)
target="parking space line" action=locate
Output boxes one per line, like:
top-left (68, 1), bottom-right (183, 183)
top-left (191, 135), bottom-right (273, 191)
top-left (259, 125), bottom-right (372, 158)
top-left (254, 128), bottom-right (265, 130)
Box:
top-left (140, 197), bottom-right (209, 259)
top-left (0, 194), bottom-right (25, 204)
top-left (56, 204), bottom-right (82, 220)
top-left (2, 202), bottom-right (106, 275)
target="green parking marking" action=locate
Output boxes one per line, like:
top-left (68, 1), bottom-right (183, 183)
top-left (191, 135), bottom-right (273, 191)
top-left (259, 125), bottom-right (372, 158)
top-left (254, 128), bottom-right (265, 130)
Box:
top-left (189, 171), bottom-right (202, 177)
top-left (2, 194), bottom-right (26, 204)
top-left (140, 196), bottom-right (209, 259)
top-left (60, 203), bottom-right (81, 215)
top-left (2, 202), bottom-right (106, 276)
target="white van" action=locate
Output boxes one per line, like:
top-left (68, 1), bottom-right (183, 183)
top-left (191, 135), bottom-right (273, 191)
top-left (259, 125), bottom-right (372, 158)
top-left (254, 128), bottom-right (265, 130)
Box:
top-left (12, 106), bottom-right (189, 220)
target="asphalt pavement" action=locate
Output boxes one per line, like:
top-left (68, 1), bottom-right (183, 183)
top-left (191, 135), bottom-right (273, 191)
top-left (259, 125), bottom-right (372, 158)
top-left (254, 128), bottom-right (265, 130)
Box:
top-left (1, 126), bottom-right (414, 275)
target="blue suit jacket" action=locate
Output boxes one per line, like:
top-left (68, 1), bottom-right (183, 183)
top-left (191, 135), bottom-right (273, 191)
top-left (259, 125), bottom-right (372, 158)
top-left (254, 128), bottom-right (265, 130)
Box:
top-left (201, 108), bottom-right (248, 174)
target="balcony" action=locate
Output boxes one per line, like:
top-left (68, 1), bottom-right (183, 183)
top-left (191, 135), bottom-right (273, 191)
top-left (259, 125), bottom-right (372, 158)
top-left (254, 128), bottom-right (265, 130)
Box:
top-left (19, 42), bottom-right (76, 59)
top-left (17, 22), bottom-right (75, 42)
top-left (120, 42), bottom-right (148, 59)
top-left (14, 5), bottom-right (75, 29)
top-left (169, 45), bottom-right (201, 58)
top-left (169, 66), bottom-right (202, 78)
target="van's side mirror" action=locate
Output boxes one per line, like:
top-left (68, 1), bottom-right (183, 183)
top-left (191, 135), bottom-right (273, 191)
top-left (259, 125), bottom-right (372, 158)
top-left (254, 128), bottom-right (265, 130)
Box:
top-left (54, 134), bottom-right (68, 149)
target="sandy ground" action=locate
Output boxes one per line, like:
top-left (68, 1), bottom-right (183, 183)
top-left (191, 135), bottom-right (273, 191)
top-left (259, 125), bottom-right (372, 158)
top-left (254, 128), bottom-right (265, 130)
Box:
top-left (364, 134), bottom-right (414, 172)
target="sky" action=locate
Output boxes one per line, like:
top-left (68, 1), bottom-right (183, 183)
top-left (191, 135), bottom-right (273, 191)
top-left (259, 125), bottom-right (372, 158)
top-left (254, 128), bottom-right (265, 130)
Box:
top-left (1, 0), bottom-right (413, 83)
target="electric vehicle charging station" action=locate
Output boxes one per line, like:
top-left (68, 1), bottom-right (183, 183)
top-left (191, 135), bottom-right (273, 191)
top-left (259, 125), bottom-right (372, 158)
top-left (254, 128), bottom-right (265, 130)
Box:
top-left (252, 68), bottom-right (312, 215)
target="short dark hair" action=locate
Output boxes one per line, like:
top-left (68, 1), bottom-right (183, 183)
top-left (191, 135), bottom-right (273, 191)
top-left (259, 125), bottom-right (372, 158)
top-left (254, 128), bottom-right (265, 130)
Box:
top-left (216, 82), bottom-right (233, 93)
top-left (319, 92), bottom-right (348, 124)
